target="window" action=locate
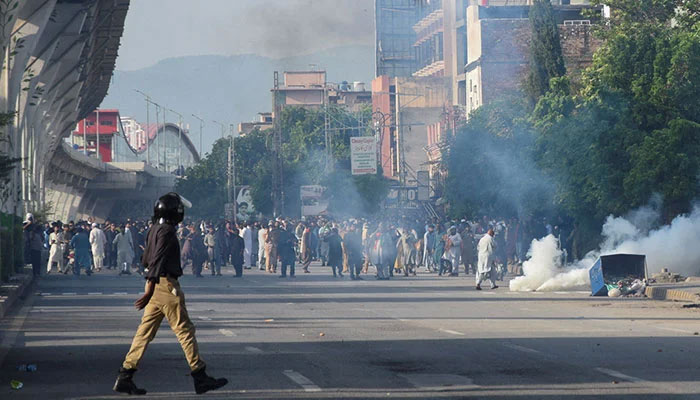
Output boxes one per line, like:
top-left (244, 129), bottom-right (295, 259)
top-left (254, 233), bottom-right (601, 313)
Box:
top-left (100, 120), bottom-right (113, 125)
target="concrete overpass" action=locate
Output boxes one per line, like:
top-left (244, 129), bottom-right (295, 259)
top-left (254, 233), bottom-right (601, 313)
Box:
top-left (0, 0), bottom-right (179, 221)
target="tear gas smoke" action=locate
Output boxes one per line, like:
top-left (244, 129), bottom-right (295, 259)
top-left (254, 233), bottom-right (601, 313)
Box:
top-left (510, 204), bottom-right (700, 291)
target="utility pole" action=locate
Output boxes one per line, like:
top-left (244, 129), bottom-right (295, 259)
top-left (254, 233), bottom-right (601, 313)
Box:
top-left (212, 120), bottom-right (225, 140)
top-left (135, 89), bottom-right (151, 165)
top-left (95, 108), bottom-right (100, 160)
top-left (272, 71), bottom-right (284, 217)
top-left (167, 107), bottom-right (183, 175)
top-left (227, 124), bottom-right (237, 223)
top-left (162, 107), bottom-right (168, 173)
top-left (191, 113), bottom-right (204, 158)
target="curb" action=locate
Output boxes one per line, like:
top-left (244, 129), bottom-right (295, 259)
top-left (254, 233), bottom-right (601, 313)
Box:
top-left (0, 266), bottom-right (34, 319)
top-left (645, 286), bottom-right (700, 303)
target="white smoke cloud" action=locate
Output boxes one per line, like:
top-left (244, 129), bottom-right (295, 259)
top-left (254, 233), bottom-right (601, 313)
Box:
top-left (510, 204), bottom-right (700, 292)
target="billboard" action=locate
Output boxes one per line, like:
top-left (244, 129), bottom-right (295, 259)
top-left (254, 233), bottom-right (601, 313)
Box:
top-left (350, 136), bottom-right (377, 175)
top-left (385, 186), bottom-right (420, 209)
top-left (300, 185), bottom-right (329, 216)
top-left (235, 186), bottom-right (256, 221)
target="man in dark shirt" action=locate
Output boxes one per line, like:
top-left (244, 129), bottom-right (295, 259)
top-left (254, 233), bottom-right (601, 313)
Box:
top-left (114, 193), bottom-right (227, 395)
top-left (229, 227), bottom-right (245, 277)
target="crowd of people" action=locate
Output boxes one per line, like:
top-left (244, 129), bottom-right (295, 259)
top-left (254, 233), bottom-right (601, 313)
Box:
top-left (23, 211), bottom-right (573, 289)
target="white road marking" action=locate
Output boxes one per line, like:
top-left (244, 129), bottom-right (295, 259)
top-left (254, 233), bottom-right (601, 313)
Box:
top-left (40, 293), bottom-right (51, 296)
top-left (87, 292), bottom-right (102, 295)
top-left (283, 369), bottom-right (321, 392)
top-left (62, 292), bottom-right (77, 296)
top-left (399, 373), bottom-right (478, 389)
top-left (198, 316), bottom-right (211, 321)
top-left (245, 346), bottom-right (263, 354)
top-left (438, 328), bottom-right (465, 336)
top-left (503, 343), bottom-right (542, 354)
top-left (396, 318), bottom-right (409, 322)
top-left (654, 326), bottom-right (694, 334)
top-left (112, 292), bottom-right (128, 295)
top-left (219, 329), bottom-right (236, 337)
top-left (595, 367), bottom-right (646, 383)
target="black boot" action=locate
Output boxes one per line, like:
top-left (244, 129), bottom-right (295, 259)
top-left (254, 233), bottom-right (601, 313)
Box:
top-left (113, 367), bottom-right (147, 395)
top-left (192, 367), bottom-right (228, 394)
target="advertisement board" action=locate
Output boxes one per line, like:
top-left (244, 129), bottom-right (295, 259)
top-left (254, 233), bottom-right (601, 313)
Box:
top-left (300, 185), bottom-right (329, 216)
top-left (350, 136), bottom-right (377, 175)
top-left (235, 186), bottom-right (256, 222)
top-left (385, 186), bottom-right (420, 209)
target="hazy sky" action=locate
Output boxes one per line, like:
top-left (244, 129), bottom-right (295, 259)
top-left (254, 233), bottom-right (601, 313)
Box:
top-left (116, 0), bottom-right (375, 71)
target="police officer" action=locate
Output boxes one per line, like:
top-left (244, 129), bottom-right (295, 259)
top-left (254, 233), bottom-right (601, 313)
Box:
top-left (113, 193), bottom-right (228, 395)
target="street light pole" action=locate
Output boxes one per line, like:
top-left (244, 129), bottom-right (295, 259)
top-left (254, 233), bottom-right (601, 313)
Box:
top-left (212, 120), bottom-right (224, 139)
top-left (167, 107), bottom-right (183, 175)
top-left (228, 124), bottom-right (237, 223)
top-left (135, 89), bottom-right (152, 166)
top-left (191, 113), bottom-right (204, 159)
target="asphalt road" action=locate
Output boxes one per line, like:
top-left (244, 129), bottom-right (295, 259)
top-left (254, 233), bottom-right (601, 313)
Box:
top-left (1, 263), bottom-right (699, 399)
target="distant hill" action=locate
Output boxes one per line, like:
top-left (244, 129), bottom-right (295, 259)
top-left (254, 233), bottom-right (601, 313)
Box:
top-left (103, 45), bottom-right (374, 155)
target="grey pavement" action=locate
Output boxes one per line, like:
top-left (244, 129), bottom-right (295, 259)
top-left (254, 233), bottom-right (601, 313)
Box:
top-left (1, 263), bottom-right (700, 399)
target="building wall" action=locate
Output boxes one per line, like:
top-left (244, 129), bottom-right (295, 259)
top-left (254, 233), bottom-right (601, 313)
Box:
top-left (284, 71), bottom-right (326, 87)
top-left (285, 90), bottom-right (324, 106)
top-left (465, 4), bottom-right (602, 114)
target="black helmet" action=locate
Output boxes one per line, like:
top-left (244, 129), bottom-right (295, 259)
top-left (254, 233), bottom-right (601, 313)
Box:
top-left (153, 192), bottom-right (191, 224)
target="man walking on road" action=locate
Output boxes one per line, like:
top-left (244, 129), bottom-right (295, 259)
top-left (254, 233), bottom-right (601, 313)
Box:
top-left (114, 192), bottom-right (227, 395)
top-left (476, 228), bottom-right (498, 290)
top-left (89, 223), bottom-right (107, 272)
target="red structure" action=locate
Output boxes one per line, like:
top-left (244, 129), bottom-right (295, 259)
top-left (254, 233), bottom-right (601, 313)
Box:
top-left (72, 109), bottom-right (122, 161)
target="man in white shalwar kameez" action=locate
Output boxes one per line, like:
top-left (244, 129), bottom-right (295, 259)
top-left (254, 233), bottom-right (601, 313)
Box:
top-left (476, 229), bottom-right (498, 290)
top-left (240, 223), bottom-right (253, 269)
top-left (89, 223), bottom-right (107, 272)
top-left (446, 226), bottom-right (462, 276)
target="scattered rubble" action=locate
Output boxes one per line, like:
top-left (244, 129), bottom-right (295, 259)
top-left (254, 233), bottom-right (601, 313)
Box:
top-left (650, 268), bottom-right (686, 283)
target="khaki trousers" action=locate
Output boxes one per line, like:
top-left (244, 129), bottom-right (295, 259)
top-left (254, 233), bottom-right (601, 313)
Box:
top-left (265, 245), bottom-right (277, 272)
top-left (122, 277), bottom-right (205, 372)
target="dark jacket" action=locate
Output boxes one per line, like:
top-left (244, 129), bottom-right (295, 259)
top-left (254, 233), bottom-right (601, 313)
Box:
top-left (142, 223), bottom-right (182, 282)
top-left (327, 232), bottom-right (343, 266)
top-left (230, 234), bottom-right (245, 266)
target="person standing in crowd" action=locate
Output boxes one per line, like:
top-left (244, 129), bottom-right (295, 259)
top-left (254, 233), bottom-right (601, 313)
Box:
top-left (24, 214), bottom-right (43, 277)
top-left (318, 222), bottom-right (331, 266)
top-left (181, 226), bottom-right (194, 270)
top-left (461, 226), bottom-right (476, 275)
top-left (204, 225), bottom-right (216, 273)
top-left (191, 226), bottom-right (207, 278)
top-left (229, 227), bottom-right (245, 277)
top-left (250, 222), bottom-right (259, 269)
top-left (104, 223), bottom-right (117, 269)
top-left (114, 225), bottom-right (135, 275)
top-left (343, 223), bottom-right (363, 280)
top-left (113, 193), bottom-right (227, 395)
top-left (278, 223), bottom-right (298, 278)
top-left (299, 223), bottom-right (312, 273)
top-left (47, 223), bottom-right (64, 274)
top-left (327, 227), bottom-right (343, 278)
top-left (476, 228), bottom-right (498, 290)
top-left (445, 226), bottom-right (463, 276)
top-left (89, 223), bottom-right (107, 272)
top-left (212, 224), bottom-right (228, 276)
top-left (369, 223), bottom-right (395, 280)
top-left (240, 222), bottom-right (253, 270)
top-left (265, 222), bottom-right (280, 274)
top-left (257, 222), bottom-right (267, 271)
top-left (423, 224), bottom-right (437, 272)
top-left (70, 224), bottom-right (92, 276)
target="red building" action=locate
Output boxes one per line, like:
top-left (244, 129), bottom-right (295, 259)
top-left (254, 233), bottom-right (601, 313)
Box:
top-left (72, 109), bottom-right (122, 161)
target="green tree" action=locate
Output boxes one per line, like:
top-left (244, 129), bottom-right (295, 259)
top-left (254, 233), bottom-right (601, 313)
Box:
top-left (525, 0), bottom-right (567, 104)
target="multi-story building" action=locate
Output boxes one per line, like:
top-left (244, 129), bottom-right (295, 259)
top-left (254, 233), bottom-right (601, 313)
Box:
top-left (121, 117), bottom-right (147, 151)
top-left (238, 112), bottom-right (273, 136)
top-left (270, 71), bottom-right (371, 114)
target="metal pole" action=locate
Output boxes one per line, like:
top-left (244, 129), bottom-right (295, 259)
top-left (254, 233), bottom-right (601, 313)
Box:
top-left (229, 124), bottom-right (236, 223)
top-left (145, 99), bottom-right (150, 165)
top-left (162, 107), bottom-right (167, 173)
top-left (95, 108), bottom-right (100, 160)
top-left (192, 114), bottom-right (204, 159)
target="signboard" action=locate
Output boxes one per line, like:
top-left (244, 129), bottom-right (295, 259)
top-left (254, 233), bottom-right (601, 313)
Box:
top-left (350, 136), bottom-right (377, 175)
top-left (300, 185), bottom-right (330, 216)
top-left (385, 186), bottom-right (420, 209)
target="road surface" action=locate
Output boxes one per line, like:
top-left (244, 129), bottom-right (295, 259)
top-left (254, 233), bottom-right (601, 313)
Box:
top-left (1, 264), bottom-right (699, 399)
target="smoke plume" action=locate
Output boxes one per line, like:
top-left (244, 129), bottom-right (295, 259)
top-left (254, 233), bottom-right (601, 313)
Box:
top-left (510, 203), bottom-right (700, 291)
